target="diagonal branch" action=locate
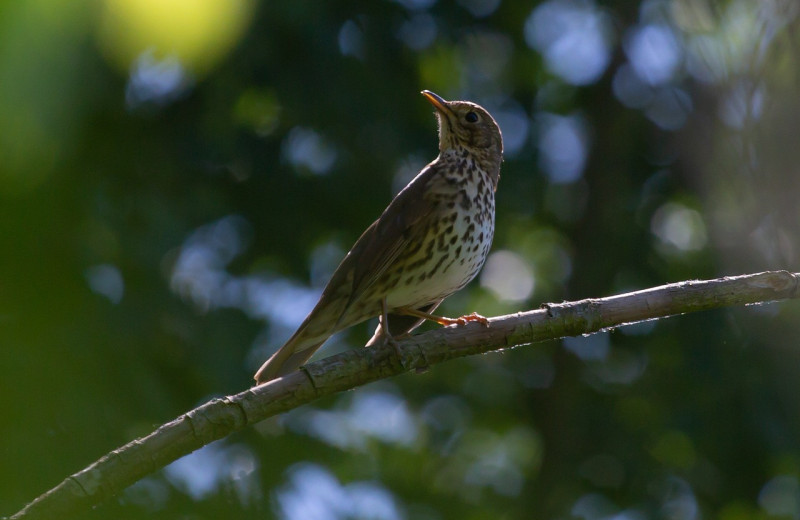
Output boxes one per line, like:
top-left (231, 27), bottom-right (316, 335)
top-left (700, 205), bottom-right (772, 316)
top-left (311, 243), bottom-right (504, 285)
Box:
top-left (8, 270), bottom-right (800, 520)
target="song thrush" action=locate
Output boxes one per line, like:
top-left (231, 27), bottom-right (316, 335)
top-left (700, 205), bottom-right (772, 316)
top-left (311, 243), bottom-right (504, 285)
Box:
top-left (254, 90), bottom-right (503, 384)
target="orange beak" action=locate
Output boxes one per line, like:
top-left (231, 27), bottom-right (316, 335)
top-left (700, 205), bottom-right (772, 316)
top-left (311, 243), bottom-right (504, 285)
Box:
top-left (421, 90), bottom-right (450, 113)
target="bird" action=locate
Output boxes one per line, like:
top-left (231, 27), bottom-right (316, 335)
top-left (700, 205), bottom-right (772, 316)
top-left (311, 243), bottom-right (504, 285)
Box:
top-left (254, 90), bottom-right (503, 384)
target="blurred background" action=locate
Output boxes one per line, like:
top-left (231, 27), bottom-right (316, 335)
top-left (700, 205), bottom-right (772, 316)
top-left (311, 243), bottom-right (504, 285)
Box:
top-left (2, 0), bottom-right (800, 518)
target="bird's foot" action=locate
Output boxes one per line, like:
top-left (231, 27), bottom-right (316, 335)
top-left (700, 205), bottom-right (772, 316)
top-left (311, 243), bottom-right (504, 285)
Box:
top-left (382, 332), bottom-right (407, 357)
top-left (437, 312), bottom-right (490, 327)
top-left (396, 307), bottom-right (490, 327)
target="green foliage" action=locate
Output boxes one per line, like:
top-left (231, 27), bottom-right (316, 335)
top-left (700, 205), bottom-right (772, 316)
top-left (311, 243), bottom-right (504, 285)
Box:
top-left (3, 0), bottom-right (800, 518)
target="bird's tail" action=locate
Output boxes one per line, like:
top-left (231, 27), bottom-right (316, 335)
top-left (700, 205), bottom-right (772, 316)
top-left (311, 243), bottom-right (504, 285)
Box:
top-left (254, 282), bottom-right (353, 385)
top-left (253, 336), bottom-right (325, 384)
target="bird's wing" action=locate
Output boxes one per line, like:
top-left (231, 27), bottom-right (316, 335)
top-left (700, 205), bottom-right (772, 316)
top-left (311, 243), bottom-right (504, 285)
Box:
top-left (253, 161), bottom-right (442, 384)
top-left (345, 161), bottom-right (441, 308)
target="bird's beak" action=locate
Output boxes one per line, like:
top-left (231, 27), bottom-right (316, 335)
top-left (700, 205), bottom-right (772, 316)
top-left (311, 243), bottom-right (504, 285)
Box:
top-left (421, 90), bottom-right (450, 114)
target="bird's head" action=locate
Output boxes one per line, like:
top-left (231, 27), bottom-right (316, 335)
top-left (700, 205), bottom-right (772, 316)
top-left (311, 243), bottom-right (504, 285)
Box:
top-left (421, 90), bottom-right (503, 166)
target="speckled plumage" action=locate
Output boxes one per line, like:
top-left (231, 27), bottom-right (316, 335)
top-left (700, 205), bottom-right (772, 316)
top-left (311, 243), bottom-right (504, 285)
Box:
top-left (254, 91), bottom-right (504, 384)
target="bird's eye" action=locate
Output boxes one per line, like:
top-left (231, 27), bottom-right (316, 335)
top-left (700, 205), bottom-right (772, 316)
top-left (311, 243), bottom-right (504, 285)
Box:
top-left (465, 112), bottom-right (479, 123)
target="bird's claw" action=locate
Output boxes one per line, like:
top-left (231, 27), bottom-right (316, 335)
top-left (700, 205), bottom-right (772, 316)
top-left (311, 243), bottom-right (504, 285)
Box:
top-left (383, 334), bottom-right (403, 357)
top-left (439, 312), bottom-right (490, 327)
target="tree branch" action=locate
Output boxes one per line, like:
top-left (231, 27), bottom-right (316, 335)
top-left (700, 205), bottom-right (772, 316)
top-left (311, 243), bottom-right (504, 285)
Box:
top-left (8, 271), bottom-right (800, 520)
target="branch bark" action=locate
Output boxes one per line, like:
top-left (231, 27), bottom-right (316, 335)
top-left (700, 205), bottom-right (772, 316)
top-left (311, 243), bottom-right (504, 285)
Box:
top-left (8, 270), bottom-right (800, 520)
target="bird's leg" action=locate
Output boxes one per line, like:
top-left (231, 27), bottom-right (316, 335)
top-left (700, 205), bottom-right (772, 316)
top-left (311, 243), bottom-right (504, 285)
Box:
top-left (380, 298), bottom-right (404, 356)
top-left (396, 307), bottom-right (490, 327)
top-left (379, 297), bottom-right (391, 337)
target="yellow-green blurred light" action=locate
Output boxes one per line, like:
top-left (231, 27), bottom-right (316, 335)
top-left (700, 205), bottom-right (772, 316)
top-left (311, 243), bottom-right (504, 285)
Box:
top-left (97, 0), bottom-right (255, 75)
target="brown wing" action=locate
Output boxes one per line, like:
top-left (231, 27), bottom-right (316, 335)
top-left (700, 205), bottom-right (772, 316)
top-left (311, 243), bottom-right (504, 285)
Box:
top-left (343, 160), bottom-right (442, 310)
top-left (253, 160), bottom-right (443, 384)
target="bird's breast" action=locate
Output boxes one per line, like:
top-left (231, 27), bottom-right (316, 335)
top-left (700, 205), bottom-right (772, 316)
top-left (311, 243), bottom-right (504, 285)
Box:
top-left (384, 166), bottom-right (496, 309)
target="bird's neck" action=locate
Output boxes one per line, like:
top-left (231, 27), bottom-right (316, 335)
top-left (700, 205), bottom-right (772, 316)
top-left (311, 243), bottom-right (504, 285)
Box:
top-left (440, 146), bottom-right (501, 189)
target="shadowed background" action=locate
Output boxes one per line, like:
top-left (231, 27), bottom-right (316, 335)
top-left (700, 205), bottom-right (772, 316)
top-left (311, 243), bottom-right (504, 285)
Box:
top-left (2, 0), bottom-right (800, 518)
